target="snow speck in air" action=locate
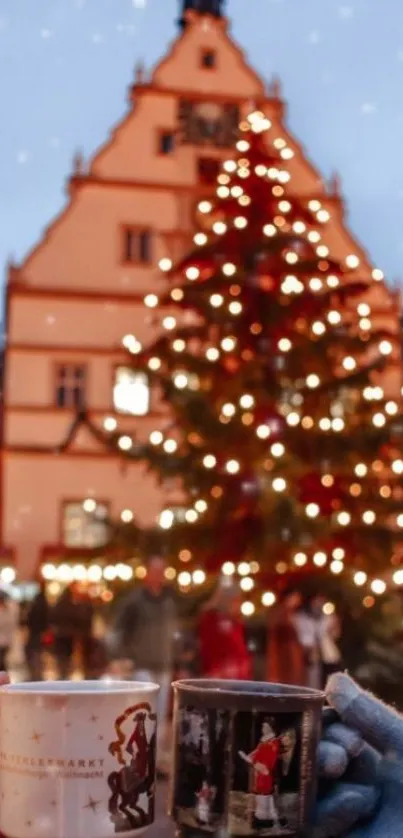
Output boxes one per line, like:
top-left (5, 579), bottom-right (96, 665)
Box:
top-left (309, 30), bottom-right (321, 44)
top-left (91, 32), bottom-right (104, 44)
top-left (361, 102), bottom-right (377, 115)
top-left (17, 151), bottom-right (29, 164)
top-left (338, 6), bottom-right (354, 19)
top-left (132, 0), bottom-right (146, 7)
top-left (116, 23), bottom-right (136, 35)
top-left (41, 28), bottom-right (53, 39)
top-left (48, 136), bottom-right (61, 149)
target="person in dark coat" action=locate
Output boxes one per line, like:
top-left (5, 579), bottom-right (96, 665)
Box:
top-left (51, 587), bottom-right (78, 679)
top-left (75, 593), bottom-right (96, 678)
top-left (25, 584), bottom-right (49, 680)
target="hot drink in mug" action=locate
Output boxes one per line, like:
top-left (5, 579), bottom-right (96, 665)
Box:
top-left (0, 680), bottom-right (159, 838)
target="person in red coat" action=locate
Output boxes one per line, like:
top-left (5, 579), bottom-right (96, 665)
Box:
top-left (267, 590), bottom-right (306, 686)
top-left (239, 719), bottom-right (283, 828)
top-left (198, 583), bottom-right (252, 680)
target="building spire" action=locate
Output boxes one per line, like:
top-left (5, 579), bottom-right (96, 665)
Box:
top-left (179, 0), bottom-right (225, 28)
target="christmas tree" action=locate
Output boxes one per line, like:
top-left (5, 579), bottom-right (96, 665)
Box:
top-left (84, 111), bottom-right (403, 610)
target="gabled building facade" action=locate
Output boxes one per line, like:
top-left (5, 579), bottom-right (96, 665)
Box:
top-left (2, 0), bottom-right (401, 581)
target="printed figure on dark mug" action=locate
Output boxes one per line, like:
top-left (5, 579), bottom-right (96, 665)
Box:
top-left (195, 780), bottom-right (217, 825)
top-left (173, 705), bottom-right (231, 832)
top-left (230, 712), bottom-right (300, 835)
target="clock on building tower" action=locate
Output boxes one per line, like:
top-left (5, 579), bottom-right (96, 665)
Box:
top-left (179, 100), bottom-right (239, 147)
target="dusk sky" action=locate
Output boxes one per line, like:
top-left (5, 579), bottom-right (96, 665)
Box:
top-left (1, 0), bottom-right (403, 289)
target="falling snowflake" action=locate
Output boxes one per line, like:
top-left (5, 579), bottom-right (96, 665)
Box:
top-left (308, 30), bottom-right (321, 44)
top-left (116, 23), bottom-right (136, 35)
top-left (132, 0), bottom-right (146, 7)
top-left (360, 102), bottom-right (377, 115)
top-left (48, 136), bottom-right (61, 148)
top-left (40, 28), bottom-right (53, 39)
top-left (338, 6), bottom-right (353, 19)
top-left (91, 32), bottom-right (104, 44)
top-left (17, 151), bottom-right (29, 164)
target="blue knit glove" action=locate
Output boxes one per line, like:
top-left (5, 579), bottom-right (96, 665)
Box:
top-left (314, 672), bottom-right (403, 838)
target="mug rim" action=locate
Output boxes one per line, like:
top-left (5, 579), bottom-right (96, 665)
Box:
top-left (0, 679), bottom-right (160, 696)
top-left (172, 678), bottom-right (325, 701)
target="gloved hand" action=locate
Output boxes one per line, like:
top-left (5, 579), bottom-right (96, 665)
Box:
top-left (314, 672), bottom-right (403, 837)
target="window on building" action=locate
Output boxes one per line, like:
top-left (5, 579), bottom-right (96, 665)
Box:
top-left (62, 500), bottom-right (109, 549)
top-left (159, 131), bottom-right (175, 155)
top-left (113, 366), bottom-right (150, 416)
top-left (123, 228), bottom-right (152, 264)
top-left (198, 157), bottom-right (220, 184)
top-left (55, 364), bottom-right (86, 409)
top-left (201, 49), bottom-right (217, 69)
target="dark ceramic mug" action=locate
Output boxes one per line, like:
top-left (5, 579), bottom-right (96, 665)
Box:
top-left (169, 679), bottom-right (324, 838)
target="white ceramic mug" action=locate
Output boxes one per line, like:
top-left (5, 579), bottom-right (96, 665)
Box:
top-left (0, 680), bottom-right (159, 838)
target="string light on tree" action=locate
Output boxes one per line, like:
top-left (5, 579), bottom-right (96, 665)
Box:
top-left (330, 560), bottom-right (344, 575)
top-left (118, 436), bottom-right (132, 451)
top-left (103, 417), bottom-right (117, 432)
top-left (144, 294), bottom-right (158, 308)
top-left (241, 601), bottom-right (255, 617)
top-left (313, 552), bottom-right (327, 567)
top-left (379, 340), bottom-right (393, 356)
top-left (163, 439), bottom-right (178, 454)
top-left (261, 591), bottom-right (276, 607)
top-left (222, 561), bottom-right (236, 576)
top-left (203, 455), bottom-right (217, 469)
top-left (354, 572), bottom-right (368, 587)
top-left (371, 579), bottom-right (387, 595)
top-left (226, 459), bottom-right (240, 475)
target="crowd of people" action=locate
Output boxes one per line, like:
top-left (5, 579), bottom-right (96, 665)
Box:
top-left (0, 583), bottom-right (101, 681)
top-left (0, 556), bottom-right (343, 689)
top-left (3, 558), bottom-right (403, 838)
top-left (0, 555), bottom-right (342, 774)
top-left (0, 563), bottom-right (401, 837)
top-left (267, 589), bottom-right (342, 689)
